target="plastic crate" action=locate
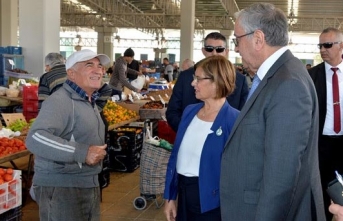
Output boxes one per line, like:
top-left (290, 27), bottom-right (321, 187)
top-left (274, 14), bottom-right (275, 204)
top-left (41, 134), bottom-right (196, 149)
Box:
top-left (108, 127), bottom-right (143, 155)
top-left (6, 47), bottom-right (22, 55)
top-left (0, 47), bottom-right (8, 54)
top-left (23, 100), bottom-right (38, 112)
top-left (0, 206), bottom-right (21, 221)
top-left (0, 170), bottom-right (22, 215)
top-left (108, 149), bottom-right (141, 173)
top-left (107, 126), bottom-right (143, 172)
top-left (147, 73), bottom-right (160, 79)
top-left (23, 111), bottom-right (38, 122)
top-left (22, 85), bottom-right (38, 101)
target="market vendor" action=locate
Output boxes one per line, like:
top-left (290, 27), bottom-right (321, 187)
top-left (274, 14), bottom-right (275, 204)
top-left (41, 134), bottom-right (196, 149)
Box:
top-left (109, 47), bottom-right (143, 93)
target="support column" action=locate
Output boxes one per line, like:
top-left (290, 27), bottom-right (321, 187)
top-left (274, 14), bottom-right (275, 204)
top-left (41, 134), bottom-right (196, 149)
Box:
top-left (19, 0), bottom-right (60, 77)
top-left (180, 0), bottom-right (195, 64)
top-left (0, 0), bottom-right (18, 46)
top-left (95, 27), bottom-right (118, 63)
top-left (220, 29), bottom-right (234, 50)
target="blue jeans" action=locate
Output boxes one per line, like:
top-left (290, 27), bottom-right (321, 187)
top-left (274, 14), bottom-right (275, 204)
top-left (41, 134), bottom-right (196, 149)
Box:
top-left (33, 186), bottom-right (101, 221)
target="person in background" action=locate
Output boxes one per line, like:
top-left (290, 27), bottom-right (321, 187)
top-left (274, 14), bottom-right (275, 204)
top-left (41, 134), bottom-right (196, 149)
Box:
top-left (163, 57), bottom-right (174, 82)
top-left (173, 62), bottom-right (179, 80)
top-left (329, 202), bottom-right (343, 221)
top-left (220, 3), bottom-right (325, 220)
top-left (306, 63), bottom-right (312, 69)
top-left (127, 59), bottom-right (140, 81)
top-left (38, 52), bottom-right (67, 100)
top-left (308, 27), bottom-right (343, 220)
top-left (109, 47), bottom-right (143, 92)
top-left (235, 65), bottom-right (244, 75)
top-left (26, 49), bottom-right (110, 221)
top-left (164, 55), bottom-right (239, 221)
top-left (242, 60), bottom-right (256, 90)
top-left (166, 32), bottom-right (249, 132)
top-left (106, 66), bottom-right (113, 76)
top-left (181, 58), bottom-right (194, 71)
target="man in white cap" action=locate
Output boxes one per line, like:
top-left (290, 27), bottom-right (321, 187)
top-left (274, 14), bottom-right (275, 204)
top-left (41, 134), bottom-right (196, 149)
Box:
top-left (26, 49), bottom-right (111, 221)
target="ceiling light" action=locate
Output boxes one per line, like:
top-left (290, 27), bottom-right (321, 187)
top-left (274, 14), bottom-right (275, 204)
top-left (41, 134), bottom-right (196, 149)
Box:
top-left (151, 4), bottom-right (157, 10)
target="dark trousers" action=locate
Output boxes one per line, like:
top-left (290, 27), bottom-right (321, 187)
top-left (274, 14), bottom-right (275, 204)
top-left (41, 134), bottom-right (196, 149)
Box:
top-left (318, 135), bottom-right (343, 221)
top-left (177, 174), bottom-right (221, 221)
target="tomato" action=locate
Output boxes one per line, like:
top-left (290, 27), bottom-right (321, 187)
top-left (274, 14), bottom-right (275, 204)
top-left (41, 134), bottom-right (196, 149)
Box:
top-left (6, 168), bottom-right (13, 175)
top-left (3, 174), bottom-right (12, 182)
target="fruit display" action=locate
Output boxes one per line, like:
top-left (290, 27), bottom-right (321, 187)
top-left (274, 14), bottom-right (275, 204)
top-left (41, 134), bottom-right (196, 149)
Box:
top-left (116, 127), bottom-right (143, 134)
top-left (141, 101), bottom-right (166, 109)
top-left (0, 137), bottom-right (27, 157)
top-left (0, 168), bottom-right (14, 185)
top-left (103, 100), bottom-right (139, 125)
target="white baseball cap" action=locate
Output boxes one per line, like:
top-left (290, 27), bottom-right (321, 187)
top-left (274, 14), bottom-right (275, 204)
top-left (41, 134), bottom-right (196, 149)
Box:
top-left (65, 49), bottom-right (111, 70)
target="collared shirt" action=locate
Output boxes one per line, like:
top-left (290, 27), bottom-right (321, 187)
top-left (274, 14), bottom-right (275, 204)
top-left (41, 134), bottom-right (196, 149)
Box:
top-left (323, 61), bottom-right (343, 135)
top-left (254, 47), bottom-right (288, 81)
top-left (65, 79), bottom-right (100, 107)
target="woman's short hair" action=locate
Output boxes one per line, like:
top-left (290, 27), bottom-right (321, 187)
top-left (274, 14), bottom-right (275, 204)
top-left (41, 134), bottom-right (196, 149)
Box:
top-left (195, 55), bottom-right (236, 99)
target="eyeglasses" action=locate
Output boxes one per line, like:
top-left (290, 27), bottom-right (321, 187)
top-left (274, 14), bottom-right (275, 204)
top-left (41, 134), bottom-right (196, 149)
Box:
top-left (203, 46), bottom-right (226, 53)
top-left (193, 75), bottom-right (212, 83)
top-left (317, 42), bottom-right (342, 49)
top-left (232, 31), bottom-right (255, 47)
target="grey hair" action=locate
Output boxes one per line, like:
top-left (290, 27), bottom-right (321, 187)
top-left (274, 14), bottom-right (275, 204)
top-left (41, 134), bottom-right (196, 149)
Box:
top-left (182, 58), bottom-right (195, 70)
top-left (44, 53), bottom-right (65, 68)
top-left (234, 3), bottom-right (289, 47)
top-left (321, 27), bottom-right (343, 41)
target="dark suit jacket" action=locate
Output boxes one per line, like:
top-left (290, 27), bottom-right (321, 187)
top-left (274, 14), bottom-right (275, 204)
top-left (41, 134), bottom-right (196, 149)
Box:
top-left (166, 67), bottom-right (248, 132)
top-left (220, 50), bottom-right (325, 221)
top-left (308, 62), bottom-right (327, 136)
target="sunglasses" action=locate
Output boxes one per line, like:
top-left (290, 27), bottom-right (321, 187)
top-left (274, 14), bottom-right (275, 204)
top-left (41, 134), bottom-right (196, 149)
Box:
top-left (317, 42), bottom-right (341, 49)
top-left (204, 46), bottom-right (226, 53)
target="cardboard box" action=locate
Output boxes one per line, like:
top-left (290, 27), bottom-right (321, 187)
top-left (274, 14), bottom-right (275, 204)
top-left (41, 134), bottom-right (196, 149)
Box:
top-left (1, 113), bottom-right (26, 127)
top-left (0, 170), bottom-right (22, 214)
top-left (116, 102), bottom-right (140, 114)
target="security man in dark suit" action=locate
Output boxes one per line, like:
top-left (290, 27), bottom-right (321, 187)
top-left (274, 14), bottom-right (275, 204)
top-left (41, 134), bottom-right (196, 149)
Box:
top-left (309, 27), bottom-right (343, 221)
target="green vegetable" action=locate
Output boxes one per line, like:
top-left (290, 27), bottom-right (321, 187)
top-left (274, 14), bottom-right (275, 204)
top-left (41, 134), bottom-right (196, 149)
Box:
top-left (7, 119), bottom-right (28, 132)
top-left (159, 139), bottom-right (173, 151)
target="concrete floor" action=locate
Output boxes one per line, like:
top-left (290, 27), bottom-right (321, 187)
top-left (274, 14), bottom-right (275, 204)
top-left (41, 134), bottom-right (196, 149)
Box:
top-left (2, 155), bottom-right (166, 221)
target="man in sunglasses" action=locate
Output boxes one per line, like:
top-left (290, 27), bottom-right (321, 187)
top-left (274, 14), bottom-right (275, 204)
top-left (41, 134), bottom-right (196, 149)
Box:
top-left (166, 32), bottom-right (249, 132)
top-left (308, 27), bottom-right (343, 221)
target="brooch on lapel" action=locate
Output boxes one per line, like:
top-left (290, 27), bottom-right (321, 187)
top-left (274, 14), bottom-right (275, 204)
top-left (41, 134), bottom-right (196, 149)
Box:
top-left (216, 126), bottom-right (222, 136)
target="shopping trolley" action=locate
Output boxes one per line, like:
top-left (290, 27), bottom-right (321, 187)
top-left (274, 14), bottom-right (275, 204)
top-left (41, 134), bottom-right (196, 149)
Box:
top-left (133, 120), bottom-right (172, 210)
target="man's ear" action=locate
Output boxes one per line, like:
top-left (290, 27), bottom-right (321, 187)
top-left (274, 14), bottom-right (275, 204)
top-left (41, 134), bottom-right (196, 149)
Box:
top-left (67, 69), bottom-right (75, 80)
top-left (254, 30), bottom-right (265, 50)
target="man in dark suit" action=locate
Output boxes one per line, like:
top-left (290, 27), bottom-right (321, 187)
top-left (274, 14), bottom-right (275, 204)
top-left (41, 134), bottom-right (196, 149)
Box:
top-left (220, 3), bottom-right (325, 220)
top-left (166, 32), bottom-right (249, 132)
top-left (309, 27), bottom-right (343, 220)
